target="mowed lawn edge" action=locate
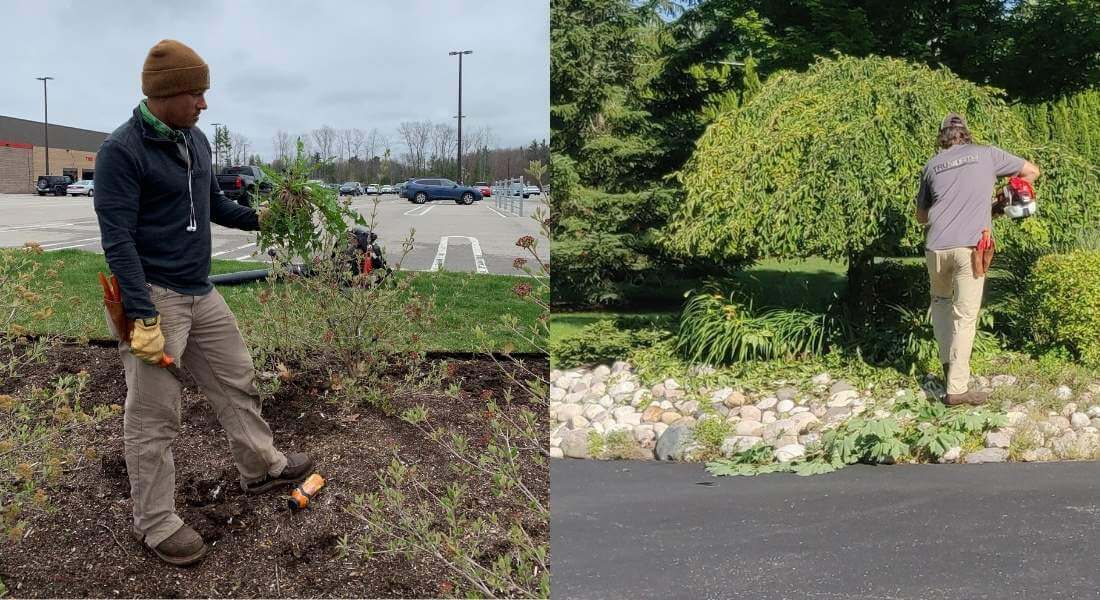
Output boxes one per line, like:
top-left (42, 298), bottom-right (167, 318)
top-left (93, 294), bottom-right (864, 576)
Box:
top-left (7, 249), bottom-right (543, 353)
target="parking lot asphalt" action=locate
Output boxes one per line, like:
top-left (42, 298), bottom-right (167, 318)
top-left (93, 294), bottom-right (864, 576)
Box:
top-left (0, 192), bottom-right (548, 275)
top-left (552, 459), bottom-right (1100, 600)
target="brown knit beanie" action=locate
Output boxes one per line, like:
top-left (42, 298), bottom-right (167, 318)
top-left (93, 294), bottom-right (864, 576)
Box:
top-left (141, 39), bottom-right (209, 98)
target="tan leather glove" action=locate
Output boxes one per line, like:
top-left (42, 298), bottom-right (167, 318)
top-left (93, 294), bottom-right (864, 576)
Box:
top-left (258, 206), bottom-right (271, 231)
top-left (130, 315), bottom-right (166, 365)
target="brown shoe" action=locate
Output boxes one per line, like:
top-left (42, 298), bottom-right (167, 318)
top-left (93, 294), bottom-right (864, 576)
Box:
top-left (133, 524), bottom-right (208, 567)
top-left (240, 452), bottom-right (313, 494)
top-left (944, 390), bottom-right (989, 406)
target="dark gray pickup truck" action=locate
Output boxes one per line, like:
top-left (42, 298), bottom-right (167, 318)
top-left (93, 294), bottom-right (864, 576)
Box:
top-left (216, 165), bottom-right (272, 207)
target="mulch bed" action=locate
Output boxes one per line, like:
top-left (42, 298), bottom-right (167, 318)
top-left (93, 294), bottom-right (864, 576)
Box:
top-left (0, 343), bottom-right (549, 598)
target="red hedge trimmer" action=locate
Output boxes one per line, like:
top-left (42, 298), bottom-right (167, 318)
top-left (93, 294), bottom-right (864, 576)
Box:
top-left (976, 177), bottom-right (1037, 277)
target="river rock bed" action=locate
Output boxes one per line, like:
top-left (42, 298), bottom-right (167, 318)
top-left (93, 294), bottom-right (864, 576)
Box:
top-left (549, 362), bottom-right (1100, 465)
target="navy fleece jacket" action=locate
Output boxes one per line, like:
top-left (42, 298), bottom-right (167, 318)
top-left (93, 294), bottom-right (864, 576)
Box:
top-left (94, 105), bottom-right (259, 319)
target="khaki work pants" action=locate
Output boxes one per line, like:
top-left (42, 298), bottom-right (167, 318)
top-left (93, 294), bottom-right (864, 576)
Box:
top-left (925, 248), bottom-right (986, 395)
top-left (108, 284), bottom-right (287, 549)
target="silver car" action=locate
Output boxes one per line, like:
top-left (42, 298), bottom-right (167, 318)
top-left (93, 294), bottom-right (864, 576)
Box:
top-left (67, 180), bottom-right (94, 196)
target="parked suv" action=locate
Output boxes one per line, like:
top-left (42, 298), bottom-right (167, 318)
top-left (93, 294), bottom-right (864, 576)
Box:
top-left (399, 178), bottom-right (483, 205)
top-left (339, 181), bottom-right (364, 196)
top-left (36, 175), bottom-right (73, 196)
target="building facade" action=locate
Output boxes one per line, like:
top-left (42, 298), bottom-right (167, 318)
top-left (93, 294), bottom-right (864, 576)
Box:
top-left (0, 115), bottom-right (109, 193)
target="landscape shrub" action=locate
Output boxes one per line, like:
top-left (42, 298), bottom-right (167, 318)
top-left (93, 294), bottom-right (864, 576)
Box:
top-left (552, 186), bottom-right (685, 306)
top-left (666, 55), bottom-right (1100, 312)
top-left (1026, 250), bottom-right (1100, 366)
top-left (551, 319), bottom-right (669, 368)
top-left (678, 288), bottom-right (828, 364)
top-left (1014, 88), bottom-right (1100, 166)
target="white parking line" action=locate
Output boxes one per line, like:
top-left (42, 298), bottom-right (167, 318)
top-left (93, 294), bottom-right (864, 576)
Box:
top-left (467, 236), bottom-right (488, 274)
top-left (40, 236), bottom-right (100, 248)
top-left (213, 242), bottom-right (255, 258)
top-left (428, 236), bottom-right (488, 274)
top-left (0, 221), bottom-right (82, 232)
top-left (404, 205), bottom-right (434, 216)
top-left (47, 241), bottom-right (100, 251)
top-left (484, 205), bottom-right (510, 219)
top-left (429, 236), bottom-right (449, 271)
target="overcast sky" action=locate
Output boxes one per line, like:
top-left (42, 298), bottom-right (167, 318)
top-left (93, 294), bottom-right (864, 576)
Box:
top-left (1, 0), bottom-right (549, 160)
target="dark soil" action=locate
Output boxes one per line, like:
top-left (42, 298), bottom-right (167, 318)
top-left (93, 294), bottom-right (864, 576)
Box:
top-left (0, 343), bottom-right (549, 598)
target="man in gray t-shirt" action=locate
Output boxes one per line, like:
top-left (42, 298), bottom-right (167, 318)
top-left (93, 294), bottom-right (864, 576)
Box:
top-left (915, 113), bottom-right (1040, 406)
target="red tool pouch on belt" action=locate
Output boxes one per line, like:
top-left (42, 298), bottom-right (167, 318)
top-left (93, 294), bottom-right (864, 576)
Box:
top-left (98, 272), bottom-right (132, 343)
top-left (971, 229), bottom-right (995, 278)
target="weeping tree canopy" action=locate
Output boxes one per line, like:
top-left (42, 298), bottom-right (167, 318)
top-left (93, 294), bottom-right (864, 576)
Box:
top-left (666, 55), bottom-right (1100, 268)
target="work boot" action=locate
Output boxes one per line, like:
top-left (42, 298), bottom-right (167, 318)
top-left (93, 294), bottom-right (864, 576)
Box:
top-left (133, 524), bottom-right (207, 567)
top-left (944, 389), bottom-right (989, 406)
top-left (240, 452), bottom-right (313, 494)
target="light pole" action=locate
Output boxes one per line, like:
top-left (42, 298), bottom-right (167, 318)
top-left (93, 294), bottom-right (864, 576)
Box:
top-left (448, 50), bottom-right (472, 183)
top-left (36, 77), bottom-right (54, 176)
top-left (210, 123), bottom-right (223, 171)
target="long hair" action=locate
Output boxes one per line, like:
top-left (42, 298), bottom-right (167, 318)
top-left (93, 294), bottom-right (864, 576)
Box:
top-left (938, 125), bottom-right (973, 149)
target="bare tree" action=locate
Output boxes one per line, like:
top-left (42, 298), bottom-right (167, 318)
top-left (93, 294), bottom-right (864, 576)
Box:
top-left (397, 120), bottom-right (432, 175)
top-left (272, 130), bottom-right (292, 164)
top-left (349, 128), bottom-right (366, 160)
top-left (430, 122), bottom-right (457, 165)
top-left (230, 133), bottom-right (251, 165)
top-left (311, 125), bottom-right (336, 161)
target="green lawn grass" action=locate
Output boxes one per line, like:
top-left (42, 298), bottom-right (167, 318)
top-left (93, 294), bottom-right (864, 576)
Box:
top-left (12, 249), bottom-right (541, 352)
top-left (551, 256), bottom-right (929, 345)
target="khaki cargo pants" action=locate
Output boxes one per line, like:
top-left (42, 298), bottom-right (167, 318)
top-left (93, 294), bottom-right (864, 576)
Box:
top-left (108, 284), bottom-right (287, 549)
top-left (926, 248), bottom-right (986, 395)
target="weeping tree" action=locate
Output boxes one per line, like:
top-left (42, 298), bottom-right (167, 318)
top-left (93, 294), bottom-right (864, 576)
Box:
top-left (665, 54), bottom-right (1100, 316)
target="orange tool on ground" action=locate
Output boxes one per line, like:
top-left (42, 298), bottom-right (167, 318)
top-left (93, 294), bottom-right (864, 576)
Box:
top-left (287, 473), bottom-right (326, 511)
top-left (98, 272), bottom-right (177, 370)
top-left (972, 229), bottom-right (994, 278)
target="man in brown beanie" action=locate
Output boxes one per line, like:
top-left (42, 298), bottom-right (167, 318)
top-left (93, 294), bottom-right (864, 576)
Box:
top-left (93, 39), bottom-right (313, 566)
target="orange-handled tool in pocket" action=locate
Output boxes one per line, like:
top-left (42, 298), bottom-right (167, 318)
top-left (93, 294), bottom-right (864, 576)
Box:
top-left (971, 229), bottom-right (995, 278)
top-left (98, 272), bottom-right (176, 370)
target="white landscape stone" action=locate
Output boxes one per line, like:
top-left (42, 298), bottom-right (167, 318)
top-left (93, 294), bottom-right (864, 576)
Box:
top-left (756, 397), bottom-right (778, 410)
top-left (775, 444), bottom-right (806, 463)
top-left (827, 390), bottom-right (859, 407)
top-left (1071, 412), bottom-right (1091, 429)
top-left (776, 399), bottom-right (795, 413)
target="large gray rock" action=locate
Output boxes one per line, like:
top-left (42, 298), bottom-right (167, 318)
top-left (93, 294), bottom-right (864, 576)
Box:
top-left (721, 435), bottom-right (763, 456)
top-left (776, 387), bottom-right (798, 403)
top-left (560, 429), bottom-right (590, 459)
top-left (984, 430), bottom-right (1012, 449)
top-left (763, 418), bottom-right (800, 442)
top-left (1052, 432), bottom-right (1079, 458)
top-left (1048, 416), bottom-right (1073, 432)
top-left (740, 405), bottom-right (762, 422)
top-left (791, 412), bottom-right (820, 434)
top-left (549, 447), bottom-right (564, 459)
top-left (811, 372), bottom-right (831, 386)
top-left (827, 390), bottom-right (859, 408)
top-left (991, 374), bottom-right (1017, 387)
top-left (556, 404), bottom-right (583, 423)
top-left (830, 380), bottom-right (855, 395)
top-left (964, 448), bottom-right (1007, 464)
top-left (756, 397), bottom-right (778, 410)
top-left (550, 387), bottom-right (567, 402)
top-left (776, 399), bottom-right (796, 413)
top-left (1071, 412), bottom-right (1091, 429)
top-left (655, 423), bottom-right (694, 461)
top-left (824, 406), bottom-right (852, 425)
top-left (1021, 447), bottom-right (1054, 462)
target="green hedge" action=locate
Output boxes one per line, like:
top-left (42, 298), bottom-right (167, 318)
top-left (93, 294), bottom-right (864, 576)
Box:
top-left (1014, 89), bottom-right (1100, 167)
top-left (1027, 250), bottom-right (1100, 366)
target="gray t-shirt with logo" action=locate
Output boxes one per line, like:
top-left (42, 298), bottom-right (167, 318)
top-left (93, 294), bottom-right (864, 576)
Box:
top-left (916, 143), bottom-right (1025, 251)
